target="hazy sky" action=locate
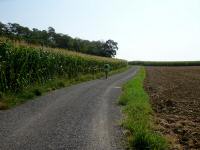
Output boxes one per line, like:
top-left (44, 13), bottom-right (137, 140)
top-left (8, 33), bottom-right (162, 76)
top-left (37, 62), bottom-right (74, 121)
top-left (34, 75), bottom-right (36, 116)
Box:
top-left (0, 0), bottom-right (200, 61)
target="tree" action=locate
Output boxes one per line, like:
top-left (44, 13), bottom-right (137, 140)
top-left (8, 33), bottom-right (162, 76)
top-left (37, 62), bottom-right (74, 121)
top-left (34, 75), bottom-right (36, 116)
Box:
top-left (0, 22), bottom-right (5, 36)
top-left (48, 27), bottom-right (55, 34)
top-left (0, 22), bottom-right (119, 57)
top-left (102, 40), bottom-right (118, 57)
top-left (47, 27), bottom-right (56, 46)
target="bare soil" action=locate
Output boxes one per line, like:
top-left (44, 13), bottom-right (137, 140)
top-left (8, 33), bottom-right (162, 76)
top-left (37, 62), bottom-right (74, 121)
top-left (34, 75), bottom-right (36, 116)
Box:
top-left (144, 67), bottom-right (200, 150)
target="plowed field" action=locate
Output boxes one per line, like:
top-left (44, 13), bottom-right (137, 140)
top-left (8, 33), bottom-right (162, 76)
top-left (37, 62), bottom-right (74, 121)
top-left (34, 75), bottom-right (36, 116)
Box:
top-left (145, 67), bottom-right (200, 149)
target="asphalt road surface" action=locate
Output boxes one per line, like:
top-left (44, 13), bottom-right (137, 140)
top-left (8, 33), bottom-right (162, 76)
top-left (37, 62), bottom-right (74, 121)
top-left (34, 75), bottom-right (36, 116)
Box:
top-left (0, 67), bottom-right (138, 150)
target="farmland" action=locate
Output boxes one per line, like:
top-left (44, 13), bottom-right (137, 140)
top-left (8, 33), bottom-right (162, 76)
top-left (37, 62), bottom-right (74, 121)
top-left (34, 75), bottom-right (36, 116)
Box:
top-left (144, 67), bottom-right (200, 149)
top-left (0, 39), bottom-right (127, 108)
top-left (129, 61), bottom-right (200, 66)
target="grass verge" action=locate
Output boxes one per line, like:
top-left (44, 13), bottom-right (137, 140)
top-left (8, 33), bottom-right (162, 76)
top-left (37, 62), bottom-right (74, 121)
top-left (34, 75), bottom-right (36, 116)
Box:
top-left (0, 66), bottom-right (129, 109)
top-left (119, 67), bottom-right (168, 150)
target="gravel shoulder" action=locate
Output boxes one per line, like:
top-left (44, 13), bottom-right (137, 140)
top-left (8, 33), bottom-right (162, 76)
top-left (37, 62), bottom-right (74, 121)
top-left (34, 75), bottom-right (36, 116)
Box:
top-left (0, 67), bottom-right (138, 150)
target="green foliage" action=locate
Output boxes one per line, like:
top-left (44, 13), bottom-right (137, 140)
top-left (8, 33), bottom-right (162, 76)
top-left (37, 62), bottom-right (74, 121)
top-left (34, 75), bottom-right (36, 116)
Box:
top-left (56, 81), bottom-right (65, 88)
top-left (102, 40), bottom-right (118, 57)
top-left (0, 92), bottom-right (3, 99)
top-left (1, 65), bottom-right (128, 109)
top-left (0, 40), bottom-right (127, 93)
top-left (119, 68), bottom-right (168, 150)
top-left (129, 61), bottom-right (200, 66)
top-left (0, 22), bottom-right (118, 57)
top-left (32, 88), bottom-right (42, 96)
top-left (18, 91), bottom-right (35, 100)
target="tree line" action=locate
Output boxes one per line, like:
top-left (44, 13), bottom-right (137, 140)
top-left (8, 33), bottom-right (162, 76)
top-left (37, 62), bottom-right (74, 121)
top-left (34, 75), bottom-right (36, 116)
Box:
top-left (0, 22), bottom-right (118, 57)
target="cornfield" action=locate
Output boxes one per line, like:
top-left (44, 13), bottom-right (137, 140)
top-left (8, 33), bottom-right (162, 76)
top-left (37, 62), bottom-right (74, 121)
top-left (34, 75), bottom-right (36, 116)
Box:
top-left (0, 39), bottom-right (127, 92)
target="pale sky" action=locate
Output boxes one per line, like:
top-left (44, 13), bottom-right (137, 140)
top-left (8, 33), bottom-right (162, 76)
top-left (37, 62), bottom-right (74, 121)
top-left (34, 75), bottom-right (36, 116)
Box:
top-left (0, 0), bottom-right (200, 61)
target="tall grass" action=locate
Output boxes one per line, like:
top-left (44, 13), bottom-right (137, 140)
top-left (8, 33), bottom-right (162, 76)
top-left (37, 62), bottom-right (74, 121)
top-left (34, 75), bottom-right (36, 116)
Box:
top-left (119, 68), bottom-right (168, 150)
top-left (0, 39), bottom-right (127, 92)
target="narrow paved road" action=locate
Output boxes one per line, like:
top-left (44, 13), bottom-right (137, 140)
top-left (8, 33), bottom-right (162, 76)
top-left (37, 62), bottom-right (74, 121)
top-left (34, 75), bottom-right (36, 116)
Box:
top-left (0, 67), bottom-right (138, 150)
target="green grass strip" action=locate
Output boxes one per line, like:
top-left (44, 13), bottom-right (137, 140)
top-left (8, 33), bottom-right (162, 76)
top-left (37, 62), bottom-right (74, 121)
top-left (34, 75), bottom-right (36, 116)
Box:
top-left (119, 67), bottom-right (168, 150)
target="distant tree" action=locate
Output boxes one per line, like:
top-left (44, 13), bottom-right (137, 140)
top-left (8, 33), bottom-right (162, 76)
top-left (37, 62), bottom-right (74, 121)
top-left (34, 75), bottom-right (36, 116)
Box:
top-left (47, 27), bottom-right (56, 46)
top-left (73, 38), bottom-right (81, 52)
top-left (0, 22), bottom-right (5, 36)
top-left (48, 27), bottom-right (55, 34)
top-left (30, 28), bottom-right (40, 44)
top-left (0, 22), bottom-right (119, 57)
top-left (102, 40), bottom-right (118, 57)
top-left (40, 30), bottom-right (49, 46)
top-left (53, 34), bottom-right (70, 49)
